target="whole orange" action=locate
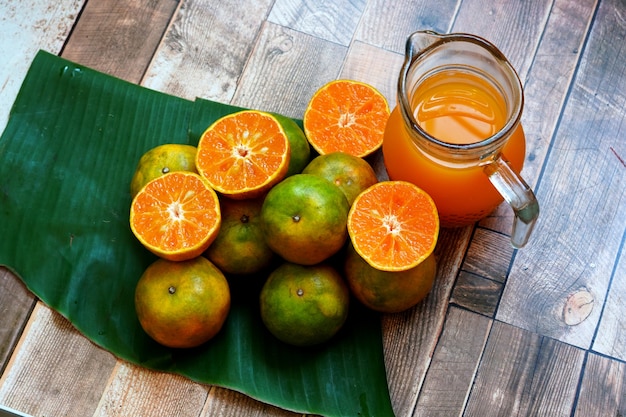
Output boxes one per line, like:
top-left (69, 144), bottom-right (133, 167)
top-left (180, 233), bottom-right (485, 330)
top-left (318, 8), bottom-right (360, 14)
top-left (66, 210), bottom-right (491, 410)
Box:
top-left (134, 257), bottom-right (230, 348)
top-left (260, 174), bottom-right (350, 265)
top-left (302, 151), bottom-right (378, 205)
top-left (260, 262), bottom-right (350, 346)
top-left (205, 197), bottom-right (275, 275)
top-left (130, 143), bottom-right (197, 197)
top-left (344, 243), bottom-right (436, 313)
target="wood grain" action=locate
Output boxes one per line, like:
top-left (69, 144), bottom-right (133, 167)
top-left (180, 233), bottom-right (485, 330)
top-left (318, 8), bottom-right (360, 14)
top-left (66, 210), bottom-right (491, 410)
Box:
top-left (412, 307), bottom-right (491, 417)
top-left (461, 228), bottom-right (513, 283)
top-left (0, 303), bottom-right (116, 416)
top-left (0, 269), bottom-right (35, 375)
top-left (575, 353), bottom-right (626, 417)
top-left (202, 386), bottom-right (302, 417)
top-left (231, 22), bottom-right (346, 117)
top-left (268, 0), bottom-right (366, 46)
top-left (450, 271), bottom-right (503, 317)
top-left (355, 0), bottom-right (458, 53)
top-left (93, 362), bottom-right (209, 417)
top-left (61, 0), bottom-right (179, 84)
top-left (0, 0), bottom-right (84, 132)
top-left (497, 0), bottom-right (626, 349)
top-left (593, 240), bottom-right (626, 361)
top-left (142, 0), bottom-right (274, 104)
top-left (452, 0), bottom-right (551, 77)
top-left (464, 320), bottom-right (584, 417)
top-left (445, 229), bottom-right (511, 315)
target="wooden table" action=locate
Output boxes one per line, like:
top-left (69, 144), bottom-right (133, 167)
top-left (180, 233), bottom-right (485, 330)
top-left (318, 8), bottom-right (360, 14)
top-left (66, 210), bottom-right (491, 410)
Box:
top-left (1, 0), bottom-right (625, 416)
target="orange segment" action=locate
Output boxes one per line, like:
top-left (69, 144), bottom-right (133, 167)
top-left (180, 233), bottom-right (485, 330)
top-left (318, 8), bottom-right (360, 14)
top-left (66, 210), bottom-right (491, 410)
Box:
top-left (130, 171), bottom-right (221, 261)
top-left (196, 110), bottom-right (291, 199)
top-left (347, 181), bottom-right (439, 272)
top-left (303, 80), bottom-right (390, 158)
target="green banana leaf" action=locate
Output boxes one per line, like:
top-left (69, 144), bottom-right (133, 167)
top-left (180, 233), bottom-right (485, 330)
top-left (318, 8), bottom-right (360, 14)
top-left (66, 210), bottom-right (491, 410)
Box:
top-left (0, 50), bottom-right (395, 417)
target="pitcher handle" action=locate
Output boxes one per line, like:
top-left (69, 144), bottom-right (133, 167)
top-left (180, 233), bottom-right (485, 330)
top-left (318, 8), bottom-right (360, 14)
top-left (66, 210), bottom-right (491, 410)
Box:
top-left (483, 156), bottom-right (539, 248)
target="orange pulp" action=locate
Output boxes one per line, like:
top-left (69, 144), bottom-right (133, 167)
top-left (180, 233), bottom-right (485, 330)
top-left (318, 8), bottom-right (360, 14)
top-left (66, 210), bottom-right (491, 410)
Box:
top-left (382, 69), bottom-right (526, 227)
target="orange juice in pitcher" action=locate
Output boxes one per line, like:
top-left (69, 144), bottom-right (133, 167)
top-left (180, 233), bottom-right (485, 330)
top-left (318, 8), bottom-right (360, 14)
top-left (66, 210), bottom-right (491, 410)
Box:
top-left (382, 31), bottom-right (539, 248)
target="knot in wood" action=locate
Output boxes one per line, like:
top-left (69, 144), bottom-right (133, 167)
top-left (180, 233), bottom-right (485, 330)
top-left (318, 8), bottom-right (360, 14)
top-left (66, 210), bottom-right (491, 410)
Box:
top-left (562, 289), bottom-right (594, 326)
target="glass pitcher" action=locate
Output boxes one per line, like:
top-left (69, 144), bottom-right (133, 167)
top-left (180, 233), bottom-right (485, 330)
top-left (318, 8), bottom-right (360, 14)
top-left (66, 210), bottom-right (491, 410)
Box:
top-left (382, 30), bottom-right (539, 248)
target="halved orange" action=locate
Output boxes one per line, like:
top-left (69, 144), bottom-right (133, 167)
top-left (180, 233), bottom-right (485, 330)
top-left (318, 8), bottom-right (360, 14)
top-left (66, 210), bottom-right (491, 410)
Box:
top-left (303, 80), bottom-right (390, 158)
top-left (130, 171), bottom-right (221, 262)
top-left (347, 181), bottom-right (439, 272)
top-left (196, 110), bottom-right (291, 199)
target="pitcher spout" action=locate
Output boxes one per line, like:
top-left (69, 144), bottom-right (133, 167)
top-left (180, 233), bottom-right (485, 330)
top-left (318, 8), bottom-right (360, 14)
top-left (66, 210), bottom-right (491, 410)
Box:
top-left (405, 30), bottom-right (446, 62)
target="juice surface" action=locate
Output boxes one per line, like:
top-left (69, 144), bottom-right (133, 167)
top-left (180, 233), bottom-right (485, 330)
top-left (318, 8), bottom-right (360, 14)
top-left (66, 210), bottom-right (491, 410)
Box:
top-left (383, 70), bottom-right (526, 227)
top-left (412, 70), bottom-right (507, 145)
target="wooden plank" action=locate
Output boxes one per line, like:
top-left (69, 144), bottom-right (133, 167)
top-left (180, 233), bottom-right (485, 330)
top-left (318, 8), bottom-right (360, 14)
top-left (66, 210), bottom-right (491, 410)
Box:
top-left (267, 0), bottom-right (366, 46)
top-left (354, 0), bottom-right (459, 53)
top-left (202, 386), bottom-right (302, 417)
top-left (0, 0), bottom-right (85, 133)
top-left (0, 303), bottom-right (117, 416)
top-left (0, 269), bottom-right (36, 375)
top-left (497, 0), bottom-right (626, 349)
top-left (462, 228), bottom-right (513, 283)
top-left (231, 22), bottom-right (347, 118)
top-left (464, 321), bottom-right (585, 416)
top-left (413, 307), bottom-right (491, 417)
top-left (479, 0), bottom-right (597, 233)
top-left (575, 353), bottom-right (626, 417)
top-left (519, 0), bottom-right (598, 182)
top-left (93, 362), bottom-right (209, 417)
top-left (381, 226), bottom-right (473, 417)
top-left (593, 240), bottom-right (626, 361)
top-left (452, 0), bottom-right (551, 77)
top-left (450, 271), bottom-right (503, 317)
top-left (142, 0), bottom-right (274, 104)
top-left (61, 0), bottom-right (179, 84)
top-left (450, 228), bottom-right (510, 316)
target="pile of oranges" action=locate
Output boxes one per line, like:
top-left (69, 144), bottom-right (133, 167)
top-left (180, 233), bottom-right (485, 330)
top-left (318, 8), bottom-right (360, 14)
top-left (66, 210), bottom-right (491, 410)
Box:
top-left (129, 80), bottom-right (439, 349)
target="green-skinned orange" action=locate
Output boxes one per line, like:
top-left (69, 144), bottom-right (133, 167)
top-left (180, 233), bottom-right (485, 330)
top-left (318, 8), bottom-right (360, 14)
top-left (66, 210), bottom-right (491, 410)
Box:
top-left (205, 197), bottom-right (275, 275)
top-left (271, 113), bottom-right (311, 176)
top-left (260, 262), bottom-right (349, 346)
top-left (134, 257), bottom-right (230, 348)
top-left (260, 174), bottom-right (350, 265)
top-left (130, 143), bottom-right (197, 197)
top-left (344, 243), bottom-right (436, 313)
top-left (302, 151), bottom-right (378, 205)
